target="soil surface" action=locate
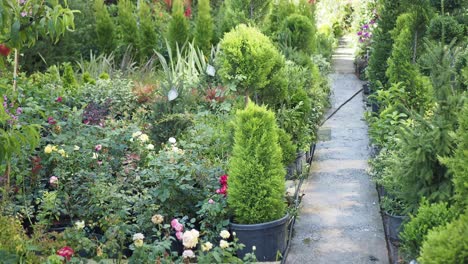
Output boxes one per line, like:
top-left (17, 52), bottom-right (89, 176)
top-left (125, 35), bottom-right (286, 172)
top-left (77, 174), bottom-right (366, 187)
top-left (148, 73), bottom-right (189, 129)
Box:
top-left (286, 36), bottom-right (389, 264)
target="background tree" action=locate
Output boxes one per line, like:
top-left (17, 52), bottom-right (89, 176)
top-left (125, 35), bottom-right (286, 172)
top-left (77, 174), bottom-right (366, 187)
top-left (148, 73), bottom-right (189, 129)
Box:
top-left (95, 0), bottom-right (116, 54)
top-left (194, 0), bottom-right (213, 54)
top-left (168, 0), bottom-right (189, 52)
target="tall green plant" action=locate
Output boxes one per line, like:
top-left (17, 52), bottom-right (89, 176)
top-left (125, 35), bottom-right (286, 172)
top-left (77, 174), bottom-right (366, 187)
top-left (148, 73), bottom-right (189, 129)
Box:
top-left (217, 24), bottom-right (285, 103)
top-left (440, 102), bottom-right (468, 210)
top-left (418, 211), bottom-right (468, 264)
top-left (137, 1), bottom-right (159, 61)
top-left (281, 14), bottom-right (316, 54)
top-left (168, 0), bottom-right (189, 53)
top-left (221, 0), bottom-right (272, 33)
top-left (194, 0), bottom-right (213, 54)
top-left (117, 0), bottom-right (138, 49)
top-left (94, 0), bottom-right (116, 54)
top-left (228, 103), bottom-right (286, 224)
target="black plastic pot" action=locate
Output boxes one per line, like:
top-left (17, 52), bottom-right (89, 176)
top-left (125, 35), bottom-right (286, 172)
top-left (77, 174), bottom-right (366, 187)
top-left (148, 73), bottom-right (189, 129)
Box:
top-left (230, 214), bottom-right (290, 262)
top-left (384, 211), bottom-right (406, 243)
top-left (363, 83), bottom-right (370, 95)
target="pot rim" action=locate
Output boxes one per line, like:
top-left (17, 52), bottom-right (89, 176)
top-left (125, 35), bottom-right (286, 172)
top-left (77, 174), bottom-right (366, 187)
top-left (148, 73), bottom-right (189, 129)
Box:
top-left (230, 213), bottom-right (290, 230)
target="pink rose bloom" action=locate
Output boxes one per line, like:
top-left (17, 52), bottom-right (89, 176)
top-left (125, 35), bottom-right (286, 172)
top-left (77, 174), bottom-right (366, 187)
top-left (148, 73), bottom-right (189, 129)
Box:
top-left (171, 219), bottom-right (179, 229)
top-left (56, 97), bottom-right (63, 103)
top-left (174, 223), bottom-right (184, 232)
top-left (49, 176), bottom-right (58, 185)
top-left (57, 246), bottom-right (74, 261)
top-left (208, 199), bottom-right (214, 204)
top-left (176, 231), bottom-right (183, 240)
top-left (95, 144), bottom-right (102, 151)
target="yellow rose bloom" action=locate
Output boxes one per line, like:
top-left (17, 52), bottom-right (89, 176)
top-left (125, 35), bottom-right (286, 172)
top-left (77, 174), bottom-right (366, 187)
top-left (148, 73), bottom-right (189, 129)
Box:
top-left (44, 145), bottom-right (53, 154)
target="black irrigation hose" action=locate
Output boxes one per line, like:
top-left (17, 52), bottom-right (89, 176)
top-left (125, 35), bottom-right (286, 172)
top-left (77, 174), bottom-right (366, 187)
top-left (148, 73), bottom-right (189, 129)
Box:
top-left (281, 88), bottom-right (364, 264)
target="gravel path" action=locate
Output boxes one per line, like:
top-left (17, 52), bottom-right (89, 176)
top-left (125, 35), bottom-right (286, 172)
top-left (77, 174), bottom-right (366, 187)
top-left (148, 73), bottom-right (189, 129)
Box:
top-left (286, 36), bottom-right (388, 264)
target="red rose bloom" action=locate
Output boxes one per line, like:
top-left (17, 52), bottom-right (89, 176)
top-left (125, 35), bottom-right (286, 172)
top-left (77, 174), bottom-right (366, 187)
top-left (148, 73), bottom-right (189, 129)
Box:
top-left (0, 44), bottom-right (11, 57)
top-left (57, 246), bottom-right (74, 261)
top-left (184, 7), bottom-right (192, 18)
top-left (219, 174), bottom-right (228, 185)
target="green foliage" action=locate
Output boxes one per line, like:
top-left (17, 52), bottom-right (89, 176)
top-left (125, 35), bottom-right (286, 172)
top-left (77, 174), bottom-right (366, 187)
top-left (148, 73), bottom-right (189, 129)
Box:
top-left (21, 0), bottom-right (97, 72)
top-left (418, 211), bottom-right (468, 264)
top-left (94, 0), bottom-right (116, 54)
top-left (117, 0), bottom-right (138, 49)
top-left (277, 127), bottom-right (296, 166)
top-left (0, 0), bottom-right (78, 49)
top-left (281, 14), bottom-right (316, 54)
top-left (400, 200), bottom-right (456, 260)
top-left (168, 0), bottom-right (189, 53)
top-left (366, 0), bottom-right (402, 89)
top-left (137, 1), bottom-right (159, 61)
top-left (0, 214), bottom-right (34, 262)
top-left (386, 13), bottom-right (432, 111)
top-left (194, 0), bottom-right (214, 54)
top-left (228, 103), bottom-right (286, 224)
top-left (221, 0), bottom-right (272, 33)
top-left (267, 0), bottom-right (296, 39)
top-left (62, 63), bottom-right (78, 91)
top-left (426, 15), bottom-right (465, 44)
top-left (440, 102), bottom-right (468, 209)
top-left (217, 24), bottom-right (285, 99)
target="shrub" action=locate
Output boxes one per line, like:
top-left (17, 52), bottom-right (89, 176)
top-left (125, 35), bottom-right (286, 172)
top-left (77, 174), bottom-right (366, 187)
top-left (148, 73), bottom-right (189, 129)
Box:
top-left (217, 24), bottom-right (285, 101)
top-left (281, 14), bottom-right (316, 54)
top-left (168, 0), bottom-right (189, 53)
top-left (94, 0), bottom-right (116, 54)
top-left (418, 211), bottom-right (468, 264)
top-left (440, 103), bottom-right (468, 209)
top-left (194, 0), bottom-right (214, 54)
top-left (228, 103), bottom-right (286, 224)
top-left (62, 63), bottom-right (78, 92)
top-left (427, 15), bottom-right (465, 44)
top-left (137, 1), bottom-right (159, 61)
top-left (117, 0), bottom-right (138, 49)
top-left (400, 200), bottom-right (456, 260)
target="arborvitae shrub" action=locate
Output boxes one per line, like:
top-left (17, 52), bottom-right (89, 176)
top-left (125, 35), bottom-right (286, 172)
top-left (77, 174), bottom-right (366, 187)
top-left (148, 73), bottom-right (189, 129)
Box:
top-left (228, 103), bottom-right (286, 224)
top-left (440, 103), bottom-right (468, 209)
top-left (278, 127), bottom-right (296, 166)
top-left (400, 200), bottom-right (456, 260)
top-left (62, 63), bottom-right (78, 91)
top-left (281, 14), bottom-right (316, 54)
top-left (217, 24), bottom-right (285, 100)
top-left (267, 0), bottom-right (296, 40)
top-left (418, 211), bottom-right (468, 264)
top-left (194, 0), bottom-right (213, 54)
top-left (366, 0), bottom-right (402, 89)
top-left (137, 1), bottom-right (159, 61)
top-left (82, 72), bottom-right (96, 85)
top-left (94, 0), bottom-right (115, 54)
top-left (168, 0), bottom-right (189, 53)
top-left (118, 0), bottom-right (138, 49)
top-left (427, 15), bottom-right (465, 44)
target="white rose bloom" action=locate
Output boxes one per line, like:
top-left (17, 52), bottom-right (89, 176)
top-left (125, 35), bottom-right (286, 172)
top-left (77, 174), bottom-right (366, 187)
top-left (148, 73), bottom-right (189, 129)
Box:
top-left (182, 229), bottom-right (200, 249)
top-left (138, 134), bottom-right (149, 142)
top-left (75, 220), bottom-right (85, 230)
top-left (182, 249), bottom-right (195, 259)
top-left (74, 145), bottom-right (80, 151)
top-left (220, 230), bottom-right (230, 239)
top-left (220, 239), bottom-right (229, 249)
top-left (168, 137), bottom-right (177, 144)
top-left (201, 241), bottom-right (213, 252)
top-left (146, 144), bottom-right (155, 150)
top-left (132, 233), bottom-right (145, 241)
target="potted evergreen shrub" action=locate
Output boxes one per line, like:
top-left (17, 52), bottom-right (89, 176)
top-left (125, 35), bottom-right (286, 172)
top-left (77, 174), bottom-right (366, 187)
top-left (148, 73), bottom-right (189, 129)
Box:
top-left (228, 102), bottom-right (289, 261)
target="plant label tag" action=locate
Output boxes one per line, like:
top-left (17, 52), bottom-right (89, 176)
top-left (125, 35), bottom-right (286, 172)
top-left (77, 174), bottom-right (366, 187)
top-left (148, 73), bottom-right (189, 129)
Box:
top-left (168, 88), bottom-right (179, 101)
top-left (206, 64), bottom-right (216, 76)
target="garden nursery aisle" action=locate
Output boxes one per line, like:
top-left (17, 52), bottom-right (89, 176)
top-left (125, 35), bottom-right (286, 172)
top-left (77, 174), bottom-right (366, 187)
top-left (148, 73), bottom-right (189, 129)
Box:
top-left (286, 36), bottom-right (388, 264)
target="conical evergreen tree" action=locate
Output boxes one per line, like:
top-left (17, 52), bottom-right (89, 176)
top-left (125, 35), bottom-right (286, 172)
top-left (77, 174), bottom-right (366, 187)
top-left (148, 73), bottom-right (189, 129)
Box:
top-left (94, 0), bottom-right (116, 54)
top-left (118, 0), bottom-right (138, 49)
top-left (168, 0), bottom-right (189, 52)
top-left (228, 103), bottom-right (286, 224)
top-left (137, 1), bottom-right (159, 61)
top-left (194, 0), bottom-right (213, 54)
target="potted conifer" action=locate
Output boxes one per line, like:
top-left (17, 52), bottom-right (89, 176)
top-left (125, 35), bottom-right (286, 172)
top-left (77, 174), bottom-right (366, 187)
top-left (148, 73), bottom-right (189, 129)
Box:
top-left (228, 102), bottom-right (289, 261)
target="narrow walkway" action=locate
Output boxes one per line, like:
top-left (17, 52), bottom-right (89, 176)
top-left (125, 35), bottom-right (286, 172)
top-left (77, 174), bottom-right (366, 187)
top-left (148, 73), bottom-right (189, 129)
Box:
top-left (286, 37), bottom-right (388, 264)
